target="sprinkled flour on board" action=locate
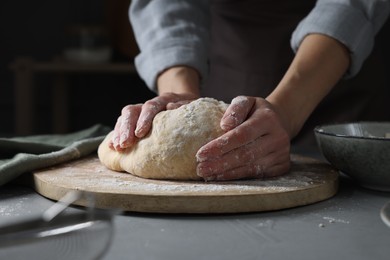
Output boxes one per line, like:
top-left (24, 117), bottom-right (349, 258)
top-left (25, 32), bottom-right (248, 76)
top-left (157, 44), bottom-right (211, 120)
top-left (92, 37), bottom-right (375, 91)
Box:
top-left (38, 157), bottom-right (329, 195)
top-left (32, 155), bottom-right (338, 213)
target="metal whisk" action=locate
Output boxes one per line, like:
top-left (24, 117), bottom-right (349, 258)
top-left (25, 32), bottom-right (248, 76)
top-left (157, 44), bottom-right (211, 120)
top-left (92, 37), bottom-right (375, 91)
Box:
top-left (0, 191), bottom-right (119, 260)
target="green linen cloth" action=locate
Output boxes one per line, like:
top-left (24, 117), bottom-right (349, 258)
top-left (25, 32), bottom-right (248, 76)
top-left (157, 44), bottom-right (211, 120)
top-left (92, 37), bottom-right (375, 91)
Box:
top-left (0, 124), bottom-right (111, 186)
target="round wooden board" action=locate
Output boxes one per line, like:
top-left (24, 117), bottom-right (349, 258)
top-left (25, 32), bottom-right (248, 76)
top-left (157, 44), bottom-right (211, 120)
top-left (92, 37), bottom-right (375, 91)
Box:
top-left (31, 154), bottom-right (338, 214)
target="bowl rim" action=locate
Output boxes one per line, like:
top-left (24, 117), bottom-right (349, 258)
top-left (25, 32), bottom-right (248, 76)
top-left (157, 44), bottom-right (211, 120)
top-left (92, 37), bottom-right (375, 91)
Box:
top-left (314, 122), bottom-right (390, 141)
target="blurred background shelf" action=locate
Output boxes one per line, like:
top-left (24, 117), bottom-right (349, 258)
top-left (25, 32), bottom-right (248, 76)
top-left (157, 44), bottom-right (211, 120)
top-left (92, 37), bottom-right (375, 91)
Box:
top-left (10, 57), bottom-right (137, 135)
top-left (0, 0), bottom-right (157, 136)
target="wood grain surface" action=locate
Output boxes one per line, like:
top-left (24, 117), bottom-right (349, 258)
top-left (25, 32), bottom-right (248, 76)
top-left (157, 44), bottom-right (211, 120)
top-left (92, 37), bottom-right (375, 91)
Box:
top-left (30, 154), bottom-right (339, 214)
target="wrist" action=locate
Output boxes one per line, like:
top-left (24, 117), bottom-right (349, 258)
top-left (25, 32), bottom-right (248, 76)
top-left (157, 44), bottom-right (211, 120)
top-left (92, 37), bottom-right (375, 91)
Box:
top-left (266, 81), bottom-right (307, 139)
top-left (157, 66), bottom-right (201, 97)
top-left (267, 34), bottom-right (349, 139)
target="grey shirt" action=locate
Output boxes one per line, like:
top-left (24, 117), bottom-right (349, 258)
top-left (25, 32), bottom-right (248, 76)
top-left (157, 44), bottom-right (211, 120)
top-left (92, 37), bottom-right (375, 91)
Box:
top-left (129, 0), bottom-right (390, 92)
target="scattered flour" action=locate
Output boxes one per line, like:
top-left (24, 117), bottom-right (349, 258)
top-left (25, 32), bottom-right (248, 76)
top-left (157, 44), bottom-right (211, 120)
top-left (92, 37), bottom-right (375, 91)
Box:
top-left (40, 156), bottom-right (325, 195)
top-left (0, 197), bottom-right (30, 217)
top-left (323, 216), bottom-right (350, 224)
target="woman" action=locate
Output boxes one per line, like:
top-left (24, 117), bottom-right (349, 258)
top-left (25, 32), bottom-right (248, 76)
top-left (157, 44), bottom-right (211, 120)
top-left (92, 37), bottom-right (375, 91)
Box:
top-left (109, 0), bottom-right (390, 181)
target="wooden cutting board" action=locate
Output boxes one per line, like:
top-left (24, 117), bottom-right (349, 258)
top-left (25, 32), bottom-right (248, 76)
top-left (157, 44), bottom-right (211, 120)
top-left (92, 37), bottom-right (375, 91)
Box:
top-left (29, 154), bottom-right (338, 214)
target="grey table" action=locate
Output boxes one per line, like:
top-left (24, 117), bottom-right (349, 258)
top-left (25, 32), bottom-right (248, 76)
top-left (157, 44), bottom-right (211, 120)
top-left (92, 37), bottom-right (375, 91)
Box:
top-left (1, 162), bottom-right (390, 260)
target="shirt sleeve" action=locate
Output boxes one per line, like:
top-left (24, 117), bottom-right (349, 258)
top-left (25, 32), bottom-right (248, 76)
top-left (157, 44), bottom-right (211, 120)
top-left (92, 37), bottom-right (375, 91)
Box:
top-left (291, 0), bottom-right (390, 78)
top-left (129, 0), bottom-right (210, 92)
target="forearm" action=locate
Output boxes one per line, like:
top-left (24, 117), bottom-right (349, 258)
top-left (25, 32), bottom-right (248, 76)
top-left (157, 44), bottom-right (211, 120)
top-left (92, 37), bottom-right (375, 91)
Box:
top-left (157, 66), bottom-right (201, 97)
top-left (267, 33), bottom-right (350, 138)
top-left (130, 0), bottom-right (210, 91)
top-left (291, 0), bottom-right (389, 78)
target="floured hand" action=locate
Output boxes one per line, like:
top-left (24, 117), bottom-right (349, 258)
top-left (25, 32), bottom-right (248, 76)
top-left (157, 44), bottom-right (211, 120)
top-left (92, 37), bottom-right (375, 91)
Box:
top-left (196, 96), bottom-right (291, 181)
top-left (109, 92), bottom-right (197, 151)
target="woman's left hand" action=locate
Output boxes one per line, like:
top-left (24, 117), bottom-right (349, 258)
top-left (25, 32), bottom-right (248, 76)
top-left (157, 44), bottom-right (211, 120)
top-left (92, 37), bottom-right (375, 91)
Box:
top-left (196, 96), bottom-right (291, 181)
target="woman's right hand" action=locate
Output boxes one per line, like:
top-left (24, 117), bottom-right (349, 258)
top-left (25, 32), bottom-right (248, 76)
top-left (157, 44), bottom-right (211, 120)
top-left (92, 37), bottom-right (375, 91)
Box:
top-left (110, 66), bottom-right (201, 151)
top-left (109, 92), bottom-right (198, 151)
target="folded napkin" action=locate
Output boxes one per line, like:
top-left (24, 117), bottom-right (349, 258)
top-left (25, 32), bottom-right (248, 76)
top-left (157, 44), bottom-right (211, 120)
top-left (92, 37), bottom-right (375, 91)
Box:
top-left (0, 124), bottom-right (111, 186)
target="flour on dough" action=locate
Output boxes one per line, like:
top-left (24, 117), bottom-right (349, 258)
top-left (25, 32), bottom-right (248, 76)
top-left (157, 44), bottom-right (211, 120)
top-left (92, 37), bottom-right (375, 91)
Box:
top-left (98, 98), bottom-right (228, 180)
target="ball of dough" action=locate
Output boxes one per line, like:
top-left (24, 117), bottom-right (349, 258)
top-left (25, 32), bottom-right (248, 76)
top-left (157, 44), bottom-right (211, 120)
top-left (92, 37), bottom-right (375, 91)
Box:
top-left (98, 98), bottom-right (228, 180)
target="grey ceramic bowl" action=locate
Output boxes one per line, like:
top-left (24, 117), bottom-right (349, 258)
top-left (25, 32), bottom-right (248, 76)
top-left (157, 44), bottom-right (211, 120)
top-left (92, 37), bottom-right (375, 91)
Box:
top-left (314, 122), bottom-right (390, 192)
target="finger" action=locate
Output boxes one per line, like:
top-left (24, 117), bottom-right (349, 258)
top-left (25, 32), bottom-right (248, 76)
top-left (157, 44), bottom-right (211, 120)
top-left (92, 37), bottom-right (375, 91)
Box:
top-left (110, 117), bottom-right (122, 150)
top-left (119, 105), bottom-right (141, 148)
top-left (136, 94), bottom-right (198, 137)
top-left (196, 119), bottom-right (264, 161)
top-left (221, 96), bottom-right (254, 131)
top-left (201, 150), bottom-right (290, 181)
top-left (135, 98), bottom-right (165, 138)
top-left (197, 104), bottom-right (281, 161)
top-left (205, 161), bottom-right (290, 181)
top-left (197, 139), bottom-right (266, 176)
top-left (197, 135), bottom-right (290, 179)
top-left (166, 100), bottom-right (191, 110)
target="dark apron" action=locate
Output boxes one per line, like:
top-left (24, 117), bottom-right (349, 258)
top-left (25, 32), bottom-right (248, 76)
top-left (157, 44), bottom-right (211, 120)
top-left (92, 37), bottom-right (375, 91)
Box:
top-left (202, 0), bottom-right (390, 148)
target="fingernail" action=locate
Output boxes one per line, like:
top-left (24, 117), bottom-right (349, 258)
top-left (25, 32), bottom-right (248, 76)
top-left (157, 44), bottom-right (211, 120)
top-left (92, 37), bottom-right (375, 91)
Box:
top-left (113, 136), bottom-right (120, 147)
top-left (120, 133), bottom-right (128, 145)
top-left (196, 147), bottom-right (209, 162)
top-left (108, 142), bottom-right (115, 150)
top-left (222, 111), bottom-right (240, 129)
top-left (196, 152), bottom-right (208, 162)
top-left (134, 126), bottom-right (144, 138)
top-left (222, 112), bottom-right (236, 123)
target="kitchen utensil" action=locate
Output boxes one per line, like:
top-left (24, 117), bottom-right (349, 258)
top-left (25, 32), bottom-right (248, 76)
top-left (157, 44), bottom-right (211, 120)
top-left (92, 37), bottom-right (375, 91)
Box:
top-left (381, 201), bottom-right (390, 228)
top-left (315, 122), bottom-right (390, 191)
top-left (0, 191), bottom-right (118, 260)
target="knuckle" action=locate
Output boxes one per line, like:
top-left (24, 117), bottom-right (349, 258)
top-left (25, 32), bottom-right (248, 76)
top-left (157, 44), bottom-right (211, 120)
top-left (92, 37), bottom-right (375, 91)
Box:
top-left (115, 115), bottom-right (123, 123)
top-left (233, 127), bottom-right (250, 143)
top-left (260, 107), bottom-right (276, 121)
top-left (144, 99), bottom-right (163, 111)
top-left (121, 105), bottom-right (131, 114)
top-left (121, 104), bottom-right (139, 114)
top-left (143, 99), bottom-right (156, 107)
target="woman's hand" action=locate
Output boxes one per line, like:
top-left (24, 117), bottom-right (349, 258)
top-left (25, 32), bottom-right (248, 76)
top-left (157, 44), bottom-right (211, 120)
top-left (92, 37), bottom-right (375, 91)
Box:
top-left (196, 96), bottom-right (291, 181)
top-left (110, 66), bottom-right (201, 151)
top-left (109, 92), bottom-right (197, 151)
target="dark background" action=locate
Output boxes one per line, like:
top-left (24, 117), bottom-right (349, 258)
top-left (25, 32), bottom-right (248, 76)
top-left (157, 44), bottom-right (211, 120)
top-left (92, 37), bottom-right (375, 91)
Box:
top-left (0, 0), bottom-right (389, 136)
top-left (0, 0), bottom-right (155, 136)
